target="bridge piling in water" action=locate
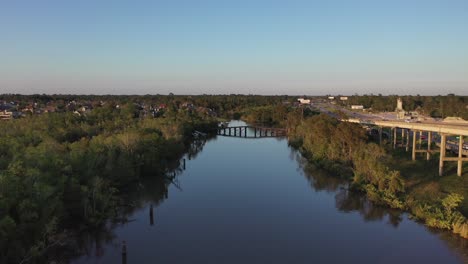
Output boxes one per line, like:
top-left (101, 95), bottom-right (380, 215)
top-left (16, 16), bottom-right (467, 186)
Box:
top-left (216, 125), bottom-right (287, 138)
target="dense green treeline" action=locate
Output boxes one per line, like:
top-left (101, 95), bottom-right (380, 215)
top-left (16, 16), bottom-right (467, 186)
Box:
top-left (289, 115), bottom-right (406, 209)
top-left (0, 102), bottom-right (218, 263)
top-left (342, 94), bottom-right (468, 119)
top-left (0, 94), bottom-right (291, 119)
top-left (241, 104), bottom-right (319, 127)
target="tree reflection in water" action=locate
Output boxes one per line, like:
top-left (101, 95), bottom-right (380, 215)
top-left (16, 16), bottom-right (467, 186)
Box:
top-left (293, 147), bottom-right (468, 262)
top-left (48, 137), bottom-right (212, 263)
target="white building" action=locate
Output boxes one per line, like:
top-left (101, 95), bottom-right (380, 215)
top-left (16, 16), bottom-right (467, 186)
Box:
top-left (297, 98), bottom-right (311, 104)
top-left (351, 105), bottom-right (364, 110)
top-left (340, 96), bottom-right (348, 101)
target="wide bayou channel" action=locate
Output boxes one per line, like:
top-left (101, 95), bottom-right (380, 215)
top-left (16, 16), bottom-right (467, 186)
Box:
top-left (72, 121), bottom-right (467, 264)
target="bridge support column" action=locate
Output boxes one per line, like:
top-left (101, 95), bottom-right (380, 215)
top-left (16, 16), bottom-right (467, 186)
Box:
top-left (244, 127), bottom-right (247, 137)
top-left (393, 127), bottom-right (397, 149)
top-left (427, 132), bottom-right (432, 160)
top-left (458, 136), bottom-right (463, 177)
top-left (401, 128), bottom-right (405, 146)
top-left (254, 127), bottom-right (257, 137)
top-left (439, 134), bottom-right (447, 176)
top-left (419, 131), bottom-right (423, 148)
top-left (412, 130), bottom-right (417, 160)
top-left (378, 127), bottom-right (382, 145)
top-left (406, 129), bottom-right (410, 152)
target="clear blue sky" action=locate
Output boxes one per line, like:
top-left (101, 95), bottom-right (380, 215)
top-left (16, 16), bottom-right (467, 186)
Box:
top-left (1, 0), bottom-right (467, 95)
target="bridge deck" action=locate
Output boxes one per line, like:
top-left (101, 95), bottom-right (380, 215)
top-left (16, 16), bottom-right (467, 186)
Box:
top-left (348, 119), bottom-right (468, 136)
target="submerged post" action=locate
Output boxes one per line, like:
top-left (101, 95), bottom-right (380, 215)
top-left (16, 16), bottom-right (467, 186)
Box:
top-left (458, 135), bottom-right (463, 176)
top-left (183, 158), bottom-right (186, 170)
top-left (122, 241), bottom-right (127, 264)
top-left (149, 204), bottom-right (154, 226)
top-left (439, 134), bottom-right (447, 176)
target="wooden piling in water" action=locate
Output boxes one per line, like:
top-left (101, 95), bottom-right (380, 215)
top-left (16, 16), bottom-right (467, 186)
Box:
top-left (149, 204), bottom-right (154, 226)
top-left (122, 241), bottom-right (127, 264)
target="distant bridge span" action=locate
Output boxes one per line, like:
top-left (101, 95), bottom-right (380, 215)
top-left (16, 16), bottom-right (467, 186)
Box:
top-left (217, 125), bottom-right (287, 138)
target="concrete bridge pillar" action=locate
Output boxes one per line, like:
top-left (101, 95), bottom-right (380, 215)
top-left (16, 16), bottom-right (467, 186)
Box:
top-left (406, 129), bottom-right (410, 152)
top-left (439, 134), bottom-right (447, 176)
top-left (412, 130), bottom-right (417, 160)
top-left (244, 127), bottom-right (247, 137)
top-left (419, 131), bottom-right (423, 148)
top-left (393, 127), bottom-right (397, 149)
top-left (458, 136), bottom-right (463, 177)
top-left (378, 126), bottom-right (382, 145)
top-left (401, 128), bottom-right (405, 144)
top-left (427, 131), bottom-right (432, 160)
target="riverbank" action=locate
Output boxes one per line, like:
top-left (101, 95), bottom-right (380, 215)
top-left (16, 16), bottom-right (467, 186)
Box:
top-left (287, 114), bottom-right (468, 239)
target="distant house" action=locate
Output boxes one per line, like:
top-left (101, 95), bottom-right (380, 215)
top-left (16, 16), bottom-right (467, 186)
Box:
top-left (297, 98), bottom-right (311, 104)
top-left (44, 105), bottom-right (57, 113)
top-left (351, 105), bottom-right (364, 110)
top-left (181, 102), bottom-right (195, 110)
top-left (340, 97), bottom-right (348, 101)
top-left (0, 110), bottom-right (13, 120)
top-left (328, 96), bottom-right (335, 100)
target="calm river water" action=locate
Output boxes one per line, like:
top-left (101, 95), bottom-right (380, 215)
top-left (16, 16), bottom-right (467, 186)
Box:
top-left (72, 121), bottom-right (467, 264)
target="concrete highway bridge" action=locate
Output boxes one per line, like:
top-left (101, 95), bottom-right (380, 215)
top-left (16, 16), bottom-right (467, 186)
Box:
top-left (347, 119), bottom-right (468, 176)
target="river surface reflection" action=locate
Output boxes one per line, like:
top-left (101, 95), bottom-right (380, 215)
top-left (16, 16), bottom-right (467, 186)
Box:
top-left (71, 121), bottom-right (467, 264)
